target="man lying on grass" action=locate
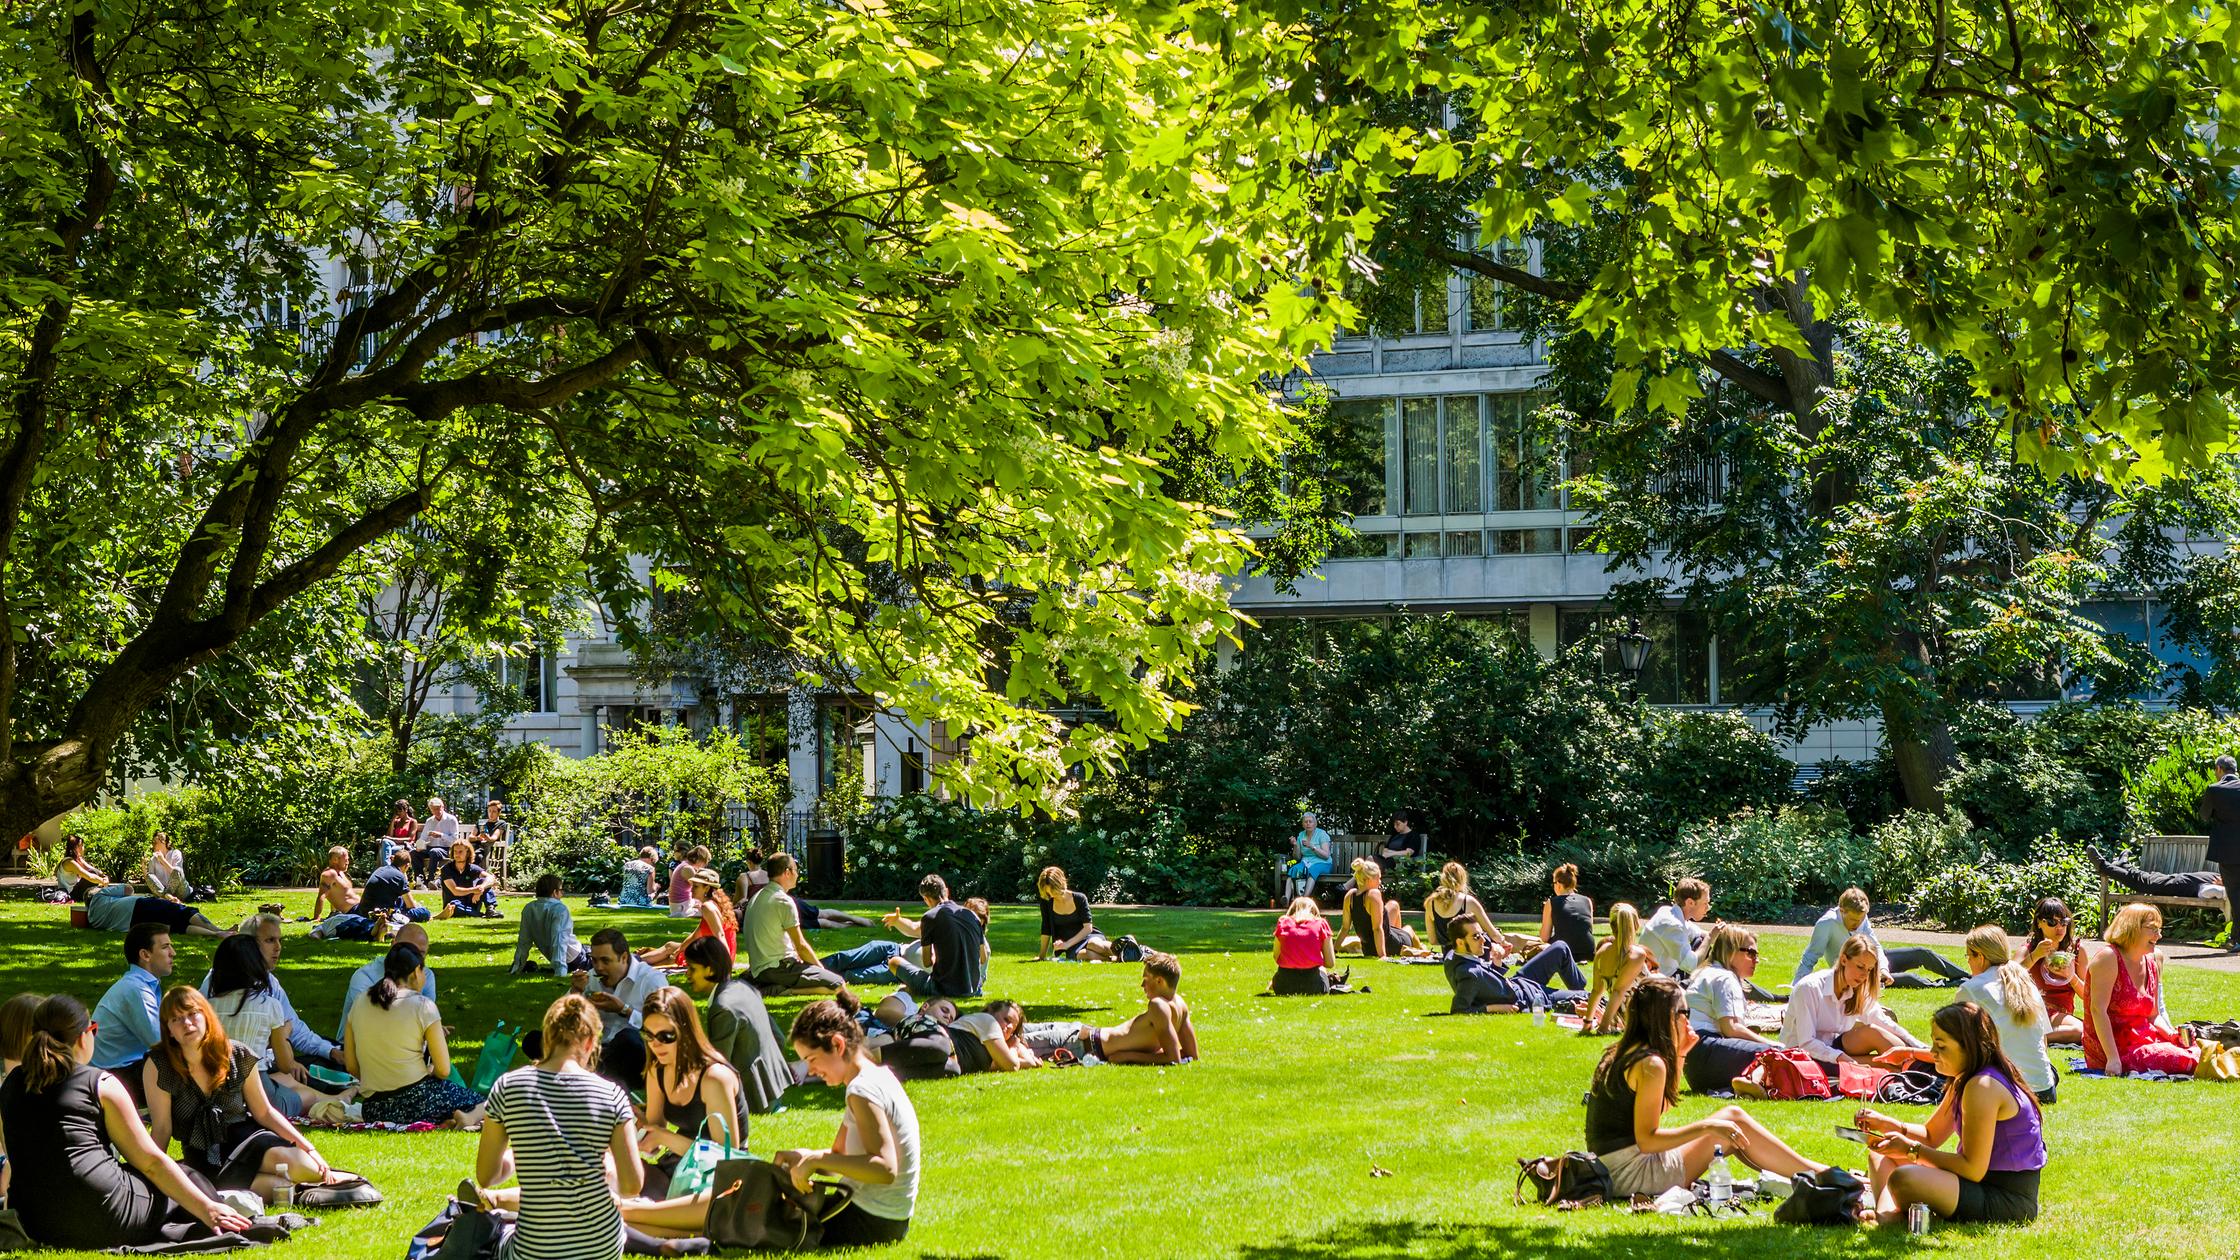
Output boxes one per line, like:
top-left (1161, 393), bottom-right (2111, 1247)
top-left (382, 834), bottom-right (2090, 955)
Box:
top-left (1022, 952), bottom-right (1199, 1065)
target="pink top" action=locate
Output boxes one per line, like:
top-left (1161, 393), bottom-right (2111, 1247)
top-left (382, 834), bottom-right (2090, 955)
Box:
top-left (669, 862), bottom-right (697, 907)
top-left (2079, 947), bottom-right (2185, 1070)
top-left (1275, 916), bottom-right (1332, 970)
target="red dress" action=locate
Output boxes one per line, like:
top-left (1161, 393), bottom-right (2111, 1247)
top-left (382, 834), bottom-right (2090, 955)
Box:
top-left (688, 909), bottom-right (738, 959)
top-left (2078, 946), bottom-right (2197, 1075)
top-left (2029, 956), bottom-right (2076, 1017)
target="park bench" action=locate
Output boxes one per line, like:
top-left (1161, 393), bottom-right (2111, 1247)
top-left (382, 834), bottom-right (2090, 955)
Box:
top-left (2101, 835), bottom-right (2229, 931)
top-left (1273, 833), bottom-right (1416, 904)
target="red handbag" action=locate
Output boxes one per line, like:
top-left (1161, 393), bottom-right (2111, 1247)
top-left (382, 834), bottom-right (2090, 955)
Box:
top-left (1747, 1047), bottom-right (1833, 1100)
top-left (1837, 1059), bottom-right (1894, 1099)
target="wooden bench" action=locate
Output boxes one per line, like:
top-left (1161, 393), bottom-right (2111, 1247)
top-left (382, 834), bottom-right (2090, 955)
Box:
top-left (2101, 835), bottom-right (2230, 931)
top-left (1274, 834), bottom-right (1419, 904)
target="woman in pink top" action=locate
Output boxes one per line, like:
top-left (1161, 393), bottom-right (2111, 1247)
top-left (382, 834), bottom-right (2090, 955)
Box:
top-left (1270, 897), bottom-right (1349, 995)
top-left (667, 845), bottom-right (705, 919)
top-left (2080, 903), bottom-right (2203, 1077)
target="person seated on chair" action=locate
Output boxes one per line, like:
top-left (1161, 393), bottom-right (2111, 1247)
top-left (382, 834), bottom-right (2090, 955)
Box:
top-left (144, 986), bottom-right (349, 1198)
top-left (1856, 1001), bottom-right (2048, 1227)
top-left (1781, 934), bottom-right (1927, 1070)
top-left (1339, 858), bottom-right (1431, 959)
top-left (1444, 917), bottom-right (1588, 1015)
top-left (475, 799), bottom-right (511, 865)
top-left (355, 848), bottom-right (431, 923)
top-left (2193, 753), bottom-right (2240, 954)
top-left (1378, 810), bottom-right (1427, 870)
top-left (1640, 878), bottom-right (1711, 979)
top-left (681, 935), bottom-right (792, 1114)
top-left (2091, 847), bottom-right (2234, 950)
top-left (143, 832), bottom-right (198, 901)
top-left (435, 840), bottom-right (500, 920)
top-left (2019, 898), bottom-right (2084, 1046)
top-left (1269, 897), bottom-right (1349, 995)
top-left (1582, 902), bottom-right (1654, 1035)
top-left (634, 986), bottom-right (744, 1199)
top-left (1539, 863), bottom-right (1597, 964)
top-left (54, 833), bottom-right (108, 901)
top-left (2080, 902), bottom-right (2207, 1078)
top-left (740, 854), bottom-right (849, 995)
top-left (1958, 925), bottom-right (2058, 1104)
top-left (383, 799), bottom-right (417, 870)
top-left (467, 994), bottom-right (642, 1251)
top-left (1583, 976), bottom-right (1836, 1202)
top-left (1034, 866), bottom-right (1118, 961)
top-left (1795, 887), bottom-right (1970, 989)
top-left (307, 846), bottom-right (359, 921)
top-left (511, 873), bottom-right (592, 975)
top-left (619, 846), bottom-right (661, 909)
top-left (1278, 811), bottom-right (1333, 901)
top-left (1682, 924), bottom-right (1782, 1094)
top-left (413, 797), bottom-right (461, 888)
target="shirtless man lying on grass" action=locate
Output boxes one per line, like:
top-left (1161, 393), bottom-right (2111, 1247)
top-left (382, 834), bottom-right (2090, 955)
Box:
top-left (1024, 951), bottom-right (1200, 1066)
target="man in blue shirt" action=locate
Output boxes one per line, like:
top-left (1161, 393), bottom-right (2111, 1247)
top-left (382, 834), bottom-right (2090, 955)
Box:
top-left (199, 912), bottom-right (343, 1068)
top-left (91, 922), bottom-right (172, 1100)
top-left (333, 923), bottom-right (438, 1044)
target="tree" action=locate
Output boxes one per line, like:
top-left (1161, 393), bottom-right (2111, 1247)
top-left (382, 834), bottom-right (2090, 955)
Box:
top-left (0, 0), bottom-right (1343, 834)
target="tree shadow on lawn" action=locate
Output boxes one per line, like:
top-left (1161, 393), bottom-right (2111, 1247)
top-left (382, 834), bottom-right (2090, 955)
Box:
top-left (1236, 1217), bottom-right (1920, 1260)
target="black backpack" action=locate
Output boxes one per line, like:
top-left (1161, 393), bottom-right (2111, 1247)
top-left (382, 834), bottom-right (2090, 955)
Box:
top-left (1514, 1152), bottom-right (1614, 1208)
top-left (1773, 1165), bottom-right (1868, 1225)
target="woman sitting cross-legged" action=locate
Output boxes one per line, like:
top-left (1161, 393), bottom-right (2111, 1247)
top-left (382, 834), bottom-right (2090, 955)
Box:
top-left (624, 996), bottom-right (921, 1248)
top-left (343, 942), bottom-right (487, 1127)
top-left (144, 986), bottom-right (350, 1198)
top-left (1856, 1001), bottom-right (2048, 1226)
top-left (469, 994), bottom-right (643, 1260)
top-left (1957, 925), bottom-right (2058, 1104)
top-left (635, 986), bottom-right (744, 1198)
top-left (1444, 916), bottom-right (1588, 1014)
top-left (1682, 924), bottom-right (1780, 1094)
top-left (2020, 897), bottom-right (2084, 1046)
top-left (1583, 976), bottom-right (1835, 1200)
top-left (1778, 934), bottom-right (1926, 1072)
top-left (1035, 866), bottom-right (1118, 962)
top-left (1269, 897), bottom-right (1350, 995)
top-left (1581, 902), bottom-right (1653, 1035)
top-left (2080, 902), bottom-right (2206, 1078)
top-left (0, 995), bottom-right (254, 1249)
top-left (1339, 858), bottom-right (1431, 959)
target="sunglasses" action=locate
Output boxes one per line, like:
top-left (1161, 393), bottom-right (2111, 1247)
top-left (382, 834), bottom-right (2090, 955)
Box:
top-left (1737, 947), bottom-right (1759, 957)
top-left (646, 1029), bottom-right (681, 1045)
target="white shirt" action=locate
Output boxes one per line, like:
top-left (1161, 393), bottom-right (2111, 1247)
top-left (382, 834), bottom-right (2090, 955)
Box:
top-left (212, 989), bottom-right (293, 1071)
top-left (587, 957), bottom-right (664, 1042)
top-left (1959, 969), bottom-right (2057, 1094)
top-left (417, 813), bottom-right (460, 850)
top-left (840, 1065), bottom-right (919, 1221)
top-left (1792, 907), bottom-right (1890, 983)
top-left (1780, 968), bottom-right (1923, 1065)
top-left (1684, 967), bottom-right (1747, 1036)
top-left (1641, 905), bottom-right (1700, 976)
top-left (147, 849), bottom-right (187, 895)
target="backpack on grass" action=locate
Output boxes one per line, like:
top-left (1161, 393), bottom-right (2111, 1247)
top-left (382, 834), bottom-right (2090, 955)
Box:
top-left (1514, 1152), bottom-right (1614, 1209)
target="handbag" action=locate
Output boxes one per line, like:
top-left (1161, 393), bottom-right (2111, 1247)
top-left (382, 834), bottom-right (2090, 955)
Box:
top-left (703, 1158), bottom-right (855, 1251)
top-left (1743, 1048), bottom-right (1832, 1101)
top-left (2201, 1043), bottom-right (2240, 1082)
top-left (1871, 1069), bottom-right (1947, 1106)
top-left (1512, 1152), bottom-right (1614, 1208)
top-left (468, 1021), bottom-right (520, 1095)
top-left (668, 1119), bottom-right (739, 1200)
top-left (1835, 1059), bottom-right (1894, 1100)
top-left (1773, 1166), bottom-right (1867, 1225)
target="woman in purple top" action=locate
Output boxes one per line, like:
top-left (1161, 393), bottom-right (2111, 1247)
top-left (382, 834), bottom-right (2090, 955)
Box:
top-left (1854, 1001), bottom-right (2046, 1226)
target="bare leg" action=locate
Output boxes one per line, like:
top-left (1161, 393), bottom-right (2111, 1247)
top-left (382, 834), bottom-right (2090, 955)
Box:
top-left (621, 1191), bottom-right (715, 1236)
top-left (1841, 1023), bottom-right (1902, 1057)
top-left (2046, 1013), bottom-right (2084, 1046)
top-left (1716, 1105), bottom-right (1825, 1178)
top-left (1880, 1164), bottom-right (1963, 1226)
top-left (817, 911), bottom-right (876, 929)
top-left (448, 1105), bottom-right (487, 1130)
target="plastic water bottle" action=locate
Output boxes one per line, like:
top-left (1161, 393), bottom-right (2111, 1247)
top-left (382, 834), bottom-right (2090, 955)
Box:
top-left (1705, 1147), bottom-right (1732, 1209)
top-left (271, 1163), bottom-right (293, 1209)
top-left (1530, 994), bottom-right (1546, 1027)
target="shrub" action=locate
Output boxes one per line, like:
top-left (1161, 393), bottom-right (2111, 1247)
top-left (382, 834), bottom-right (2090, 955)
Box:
top-left (1908, 838), bottom-right (2102, 935)
top-left (1867, 809), bottom-right (1985, 904)
top-left (2124, 729), bottom-right (2230, 837)
top-left (1667, 807), bottom-right (1873, 922)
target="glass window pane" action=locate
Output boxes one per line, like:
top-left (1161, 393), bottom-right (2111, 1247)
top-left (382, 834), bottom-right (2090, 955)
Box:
top-left (1329, 532), bottom-right (1398, 559)
top-left (1404, 532), bottom-right (1441, 557)
top-left (1467, 271), bottom-right (1501, 331)
top-left (1327, 398), bottom-right (1390, 516)
top-left (1402, 397), bottom-right (1439, 515)
top-left (1418, 278), bottom-right (1449, 333)
top-left (1493, 528), bottom-right (1561, 554)
top-left (1442, 395), bottom-right (1483, 513)
top-left (1444, 530), bottom-right (1484, 556)
top-left (1520, 399), bottom-right (1560, 510)
top-left (1491, 394), bottom-right (1522, 511)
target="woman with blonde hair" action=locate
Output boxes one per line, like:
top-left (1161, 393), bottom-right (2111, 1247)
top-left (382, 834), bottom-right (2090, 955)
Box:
top-left (1269, 897), bottom-right (1349, 995)
top-left (2080, 903), bottom-right (2203, 1078)
top-left (1539, 863), bottom-right (1596, 962)
top-left (1036, 866), bottom-right (1116, 961)
top-left (1682, 924), bottom-right (1779, 1093)
top-left (1582, 903), bottom-right (1652, 1034)
top-left (1779, 933), bottom-right (1925, 1070)
top-left (471, 994), bottom-right (642, 1259)
top-left (1959, 926), bottom-right (2057, 1102)
top-left (1341, 858), bottom-right (1429, 959)
top-left (1422, 861), bottom-right (1512, 956)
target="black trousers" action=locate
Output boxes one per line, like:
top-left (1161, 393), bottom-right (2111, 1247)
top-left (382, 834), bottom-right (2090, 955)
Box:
top-left (2105, 856), bottom-right (2223, 899)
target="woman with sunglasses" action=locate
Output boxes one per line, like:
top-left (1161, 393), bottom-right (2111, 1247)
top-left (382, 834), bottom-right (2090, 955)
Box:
top-left (0, 994), bottom-right (252, 1248)
top-left (2019, 898), bottom-right (2084, 1045)
top-left (1682, 925), bottom-right (1780, 1094)
top-left (635, 987), bottom-right (743, 1197)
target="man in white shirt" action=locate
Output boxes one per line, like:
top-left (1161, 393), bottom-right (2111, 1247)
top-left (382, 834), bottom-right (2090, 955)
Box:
top-left (414, 796), bottom-right (460, 887)
top-left (1641, 878), bottom-right (1711, 978)
top-left (569, 926), bottom-right (664, 1090)
top-left (1793, 887), bottom-right (1969, 989)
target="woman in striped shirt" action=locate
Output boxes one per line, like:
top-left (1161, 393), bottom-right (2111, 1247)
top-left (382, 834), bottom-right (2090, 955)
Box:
top-left (472, 995), bottom-right (642, 1260)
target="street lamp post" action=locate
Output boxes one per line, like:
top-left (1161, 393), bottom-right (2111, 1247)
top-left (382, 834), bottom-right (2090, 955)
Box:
top-left (1615, 619), bottom-right (1652, 691)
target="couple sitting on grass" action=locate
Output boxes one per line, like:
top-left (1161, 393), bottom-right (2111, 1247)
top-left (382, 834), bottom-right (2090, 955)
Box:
top-left (1586, 977), bottom-right (2048, 1227)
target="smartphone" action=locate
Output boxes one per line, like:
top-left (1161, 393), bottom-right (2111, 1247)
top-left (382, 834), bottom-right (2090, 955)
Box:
top-left (1834, 1126), bottom-right (1870, 1144)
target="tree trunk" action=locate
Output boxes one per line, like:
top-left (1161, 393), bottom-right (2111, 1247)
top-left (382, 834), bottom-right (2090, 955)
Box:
top-left (1881, 700), bottom-right (1958, 812)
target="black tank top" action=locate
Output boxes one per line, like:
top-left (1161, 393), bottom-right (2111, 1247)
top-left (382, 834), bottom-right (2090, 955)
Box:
top-left (1584, 1052), bottom-right (1646, 1155)
top-left (1547, 893), bottom-right (1596, 960)
top-left (656, 1069), bottom-right (738, 1146)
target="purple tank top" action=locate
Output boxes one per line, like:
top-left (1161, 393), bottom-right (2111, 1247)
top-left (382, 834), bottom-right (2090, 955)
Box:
top-left (1956, 1066), bottom-right (2046, 1173)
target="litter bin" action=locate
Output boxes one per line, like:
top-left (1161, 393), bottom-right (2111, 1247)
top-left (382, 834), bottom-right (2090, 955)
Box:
top-left (806, 827), bottom-right (844, 897)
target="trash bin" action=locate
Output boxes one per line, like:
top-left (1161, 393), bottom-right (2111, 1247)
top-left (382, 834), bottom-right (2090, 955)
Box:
top-left (806, 828), bottom-right (844, 897)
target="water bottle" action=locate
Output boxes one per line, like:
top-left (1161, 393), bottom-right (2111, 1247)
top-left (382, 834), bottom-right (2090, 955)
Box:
top-left (1530, 993), bottom-right (1546, 1027)
top-left (271, 1163), bottom-right (293, 1209)
top-left (1705, 1147), bottom-right (1732, 1209)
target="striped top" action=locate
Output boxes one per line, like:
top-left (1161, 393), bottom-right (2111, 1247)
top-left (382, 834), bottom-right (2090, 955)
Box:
top-left (486, 1066), bottom-right (632, 1260)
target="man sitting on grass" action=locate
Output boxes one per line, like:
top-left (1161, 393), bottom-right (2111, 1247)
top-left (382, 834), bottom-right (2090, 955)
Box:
top-left (307, 845), bottom-right (358, 921)
top-left (741, 853), bottom-right (849, 995)
top-left (510, 873), bottom-right (590, 975)
top-left (1443, 917), bottom-right (1589, 1014)
top-left (356, 848), bottom-right (431, 924)
top-left (435, 839), bottom-right (500, 920)
top-left (1023, 952), bottom-right (1199, 1065)
top-left (1795, 887), bottom-right (1970, 989)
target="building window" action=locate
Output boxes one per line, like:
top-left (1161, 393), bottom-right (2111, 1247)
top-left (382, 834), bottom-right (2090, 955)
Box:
top-left (494, 653), bottom-right (557, 713)
top-left (732, 696), bottom-right (790, 767)
top-left (1465, 231), bottom-right (1530, 332)
top-left (816, 696), bottom-right (876, 789)
top-left (1326, 390), bottom-right (1561, 527)
top-left (1329, 531), bottom-right (1399, 559)
top-left (1401, 397), bottom-right (1440, 515)
top-left (1491, 393), bottom-right (1561, 511)
top-left (1443, 530), bottom-right (1484, 556)
top-left (1559, 610), bottom-right (1712, 705)
top-left (1493, 528), bottom-right (1562, 555)
top-left (1327, 398), bottom-right (1390, 516)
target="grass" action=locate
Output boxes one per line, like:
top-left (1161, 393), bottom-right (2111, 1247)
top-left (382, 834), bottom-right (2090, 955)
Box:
top-left (4, 892), bottom-right (2238, 1259)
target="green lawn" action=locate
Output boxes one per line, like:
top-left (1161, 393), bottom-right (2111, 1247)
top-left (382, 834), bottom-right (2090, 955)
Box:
top-left (4, 894), bottom-right (2236, 1259)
